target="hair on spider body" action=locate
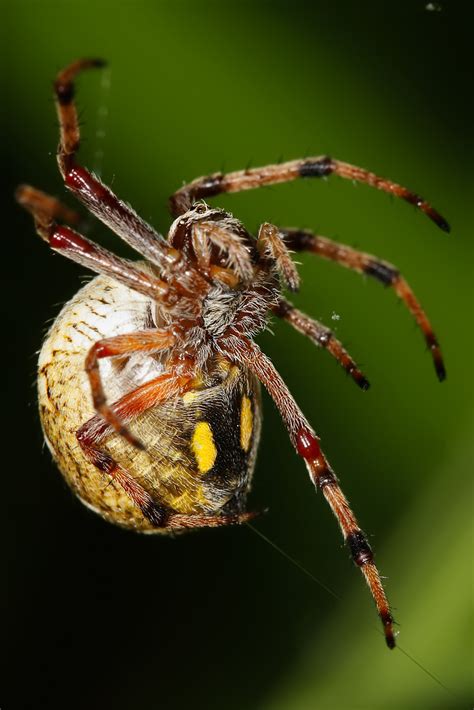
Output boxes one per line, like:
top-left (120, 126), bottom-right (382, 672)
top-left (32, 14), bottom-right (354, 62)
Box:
top-left (16, 58), bottom-right (449, 649)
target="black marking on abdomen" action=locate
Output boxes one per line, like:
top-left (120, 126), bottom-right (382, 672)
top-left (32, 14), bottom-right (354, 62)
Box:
top-left (198, 384), bottom-right (254, 497)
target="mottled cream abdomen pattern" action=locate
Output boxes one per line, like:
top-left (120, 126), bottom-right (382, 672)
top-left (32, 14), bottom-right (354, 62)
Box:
top-left (38, 273), bottom-right (165, 530)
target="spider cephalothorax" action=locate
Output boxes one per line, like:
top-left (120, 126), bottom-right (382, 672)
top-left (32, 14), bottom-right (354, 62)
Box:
top-left (16, 59), bottom-right (449, 649)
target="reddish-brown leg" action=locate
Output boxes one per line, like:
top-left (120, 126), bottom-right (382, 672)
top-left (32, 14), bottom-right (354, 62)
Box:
top-left (274, 299), bottom-right (370, 390)
top-left (257, 223), bottom-right (300, 292)
top-left (281, 228), bottom-right (446, 381)
top-left (53, 59), bottom-right (183, 272)
top-left (217, 333), bottom-right (395, 648)
top-left (165, 511), bottom-right (260, 529)
top-left (15, 186), bottom-right (170, 303)
top-left (169, 156), bottom-right (449, 233)
top-left (84, 330), bottom-right (176, 448)
top-left (16, 184), bottom-right (80, 226)
top-left (77, 371), bottom-right (191, 524)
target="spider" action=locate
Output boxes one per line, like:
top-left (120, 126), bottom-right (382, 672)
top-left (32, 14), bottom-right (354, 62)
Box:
top-left (16, 58), bottom-right (449, 650)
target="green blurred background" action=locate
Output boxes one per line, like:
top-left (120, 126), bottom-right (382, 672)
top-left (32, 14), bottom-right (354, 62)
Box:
top-left (3, 1), bottom-right (472, 708)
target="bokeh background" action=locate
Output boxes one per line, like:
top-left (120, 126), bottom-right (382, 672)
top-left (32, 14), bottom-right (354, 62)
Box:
top-left (3, 1), bottom-right (472, 708)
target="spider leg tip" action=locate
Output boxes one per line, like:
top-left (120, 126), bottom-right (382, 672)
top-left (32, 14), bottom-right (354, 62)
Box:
top-left (431, 350), bottom-right (446, 382)
top-left (429, 210), bottom-right (450, 233)
top-left (91, 58), bottom-right (107, 68)
top-left (436, 218), bottom-right (450, 233)
top-left (381, 612), bottom-right (396, 649)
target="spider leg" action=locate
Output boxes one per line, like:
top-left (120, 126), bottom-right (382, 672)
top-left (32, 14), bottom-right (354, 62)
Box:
top-left (53, 59), bottom-right (181, 271)
top-left (281, 228), bottom-right (446, 381)
top-left (85, 330), bottom-right (176, 448)
top-left (274, 299), bottom-right (370, 390)
top-left (16, 189), bottom-right (170, 302)
top-left (161, 510), bottom-right (260, 529)
top-left (16, 184), bottom-right (81, 226)
top-left (170, 156), bottom-right (449, 232)
top-left (217, 333), bottom-right (395, 648)
top-left (77, 371), bottom-right (192, 524)
top-left (257, 223), bottom-right (300, 292)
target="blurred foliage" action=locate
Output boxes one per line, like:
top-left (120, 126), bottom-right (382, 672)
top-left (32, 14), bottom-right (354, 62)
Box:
top-left (3, 1), bottom-right (472, 709)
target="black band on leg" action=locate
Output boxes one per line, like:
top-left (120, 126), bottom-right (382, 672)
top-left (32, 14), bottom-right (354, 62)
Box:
top-left (299, 157), bottom-right (334, 178)
top-left (347, 529), bottom-right (374, 567)
top-left (364, 260), bottom-right (399, 286)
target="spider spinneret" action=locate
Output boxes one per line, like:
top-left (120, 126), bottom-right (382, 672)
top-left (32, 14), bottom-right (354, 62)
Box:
top-left (16, 58), bottom-right (449, 650)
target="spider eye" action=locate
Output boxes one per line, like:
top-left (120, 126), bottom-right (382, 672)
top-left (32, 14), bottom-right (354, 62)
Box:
top-left (193, 202), bottom-right (208, 214)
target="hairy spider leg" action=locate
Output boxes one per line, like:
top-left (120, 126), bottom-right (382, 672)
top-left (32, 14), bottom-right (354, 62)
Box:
top-left (85, 330), bottom-right (176, 448)
top-left (15, 189), bottom-right (170, 302)
top-left (281, 229), bottom-right (446, 381)
top-left (257, 223), bottom-right (300, 292)
top-left (16, 184), bottom-right (81, 226)
top-left (77, 373), bottom-right (258, 529)
top-left (217, 333), bottom-right (395, 649)
top-left (170, 155), bottom-right (450, 233)
top-left (77, 371), bottom-right (191, 525)
top-left (53, 58), bottom-right (205, 292)
top-left (274, 299), bottom-right (370, 390)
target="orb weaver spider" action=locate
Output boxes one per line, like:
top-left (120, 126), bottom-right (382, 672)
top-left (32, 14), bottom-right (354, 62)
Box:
top-left (16, 58), bottom-right (449, 649)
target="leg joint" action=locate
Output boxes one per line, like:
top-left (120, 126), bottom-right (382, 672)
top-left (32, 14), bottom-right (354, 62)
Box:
top-left (54, 81), bottom-right (75, 105)
top-left (364, 260), bottom-right (400, 286)
top-left (299, 157), bottom-right (334, 178)
top-left (317, 468), bottom-right (338, 489)
top-left (347, 529), bottom-right (374, 567)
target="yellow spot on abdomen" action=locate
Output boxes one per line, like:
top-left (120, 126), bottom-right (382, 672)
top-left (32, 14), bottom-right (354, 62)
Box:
top-left (191, 422), bottom-right (217, 474)
top-left (240, 396), bottom-right (253, 452)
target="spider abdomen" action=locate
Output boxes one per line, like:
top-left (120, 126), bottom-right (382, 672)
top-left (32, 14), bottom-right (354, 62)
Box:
top-left (38, 273), bottom-right (261, 532)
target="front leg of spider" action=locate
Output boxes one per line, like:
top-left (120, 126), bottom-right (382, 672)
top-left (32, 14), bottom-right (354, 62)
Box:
top-left (217, 334), bottom-right (395, 648)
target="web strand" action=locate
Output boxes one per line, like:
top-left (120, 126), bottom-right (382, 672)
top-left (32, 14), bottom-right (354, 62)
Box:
top-left (246, 522), bottom-right (459, 702)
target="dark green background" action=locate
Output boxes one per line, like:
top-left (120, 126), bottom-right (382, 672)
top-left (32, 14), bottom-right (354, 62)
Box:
top-left (4, 2), bottom-right (472, 709)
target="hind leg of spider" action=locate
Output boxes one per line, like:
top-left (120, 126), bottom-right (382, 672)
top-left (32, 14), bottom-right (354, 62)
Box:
top-left (169, 157), bottom-right (449, 233)
top-left (274, 299), bottom-right (370, 390)
top-left (281, 228), bottom-right (446, 381)
top-left (77, 372), bottom-right (193, 524)
top-left (163, 510), bottom-right (261, 529)
top-left (52, 59), bottom-right (181, 271)
top-left (217, 334), bottom-right (395, 648)
top-left (84, 331), bottom-right (177, 448)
